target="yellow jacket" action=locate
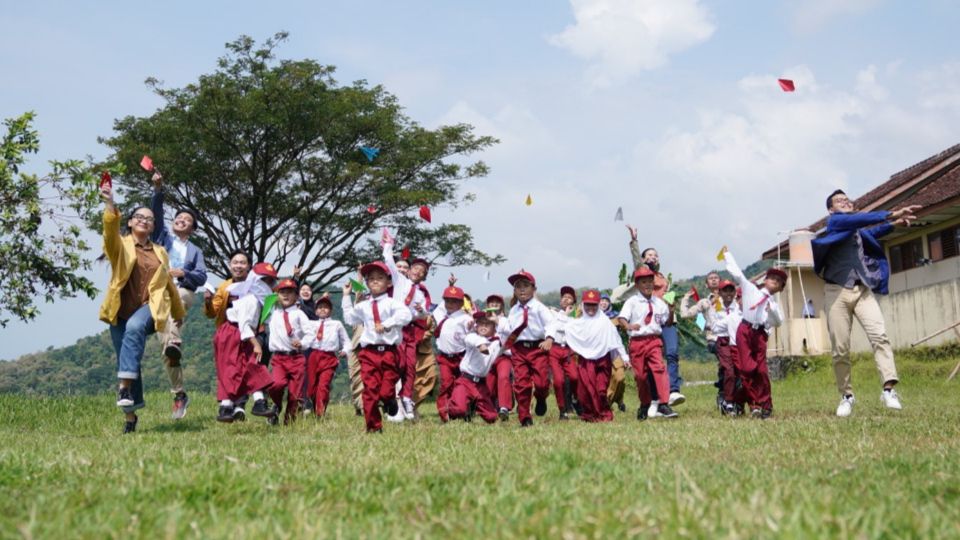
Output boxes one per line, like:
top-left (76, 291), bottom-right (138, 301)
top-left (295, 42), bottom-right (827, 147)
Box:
top-left (98, 208), bottom-right (186, 331)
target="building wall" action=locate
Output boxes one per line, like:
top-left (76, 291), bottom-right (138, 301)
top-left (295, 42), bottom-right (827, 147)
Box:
top-left (849, 277), bottom-right (960, 351)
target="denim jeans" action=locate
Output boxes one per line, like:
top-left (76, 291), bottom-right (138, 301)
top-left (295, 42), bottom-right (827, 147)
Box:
top-left (110, 304), bottom-right (155, 412)
top-left (661, 324), bottom-right (682, 393)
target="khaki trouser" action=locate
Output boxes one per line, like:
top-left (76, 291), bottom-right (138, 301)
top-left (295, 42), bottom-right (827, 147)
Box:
top-left (348, 326), bottom-right (364, 411)
top-left (825, 283), bottom-right (898, 396)
top-left (158, 287), bottom-right (196, 394)
top-left (606, 355), bottom-right (626, 406)
top-left (413, 342), bottom-right (437, 406)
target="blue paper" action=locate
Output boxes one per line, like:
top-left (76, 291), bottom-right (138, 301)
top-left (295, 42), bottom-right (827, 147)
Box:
top-left (360, 146), bottom-right (380, 162)
top-left (695, 313), bottom-right (706, 331)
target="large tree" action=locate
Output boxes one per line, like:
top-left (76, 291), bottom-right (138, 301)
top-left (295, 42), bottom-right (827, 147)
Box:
top-left (102, 32), bottom-right (503, 290)
top-left (0, 112), bottom-right (100, 327)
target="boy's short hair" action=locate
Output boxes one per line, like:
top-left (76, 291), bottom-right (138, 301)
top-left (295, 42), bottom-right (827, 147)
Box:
top-left (826, 189), bottom-right (846, 210)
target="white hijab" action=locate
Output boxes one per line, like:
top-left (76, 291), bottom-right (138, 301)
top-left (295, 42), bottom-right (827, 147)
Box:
top-left (564, 304), bottom-right (627, 360)
top-left (226, 270), bottom-right (273, 305)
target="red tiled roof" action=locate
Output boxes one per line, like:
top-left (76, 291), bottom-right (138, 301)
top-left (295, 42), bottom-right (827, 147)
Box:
top-left (763, 144), bottom-right (960, 259)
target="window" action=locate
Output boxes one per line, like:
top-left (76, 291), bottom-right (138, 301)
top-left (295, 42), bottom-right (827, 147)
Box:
top-left (889, 237), bottom-right (924, 273)
top-left (928, 224), bottom-right (960, 262)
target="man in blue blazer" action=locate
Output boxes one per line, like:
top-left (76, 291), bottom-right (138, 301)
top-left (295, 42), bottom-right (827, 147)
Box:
top-left (151, 172), bottom-right (208, 420)
top-left (812, 189), bottom-right (919, 417)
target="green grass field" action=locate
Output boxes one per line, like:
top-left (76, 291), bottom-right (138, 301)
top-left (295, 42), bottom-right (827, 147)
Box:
top-left (2, 357), bottom-right (960, 539)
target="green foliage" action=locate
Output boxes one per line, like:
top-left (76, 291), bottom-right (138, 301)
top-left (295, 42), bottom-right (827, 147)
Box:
top-left (0, 112), bottom-right (102, 327)
top-left (2, 357), bottom-right (959, 537)
top-left (99, 32), bottom-right (503, 292)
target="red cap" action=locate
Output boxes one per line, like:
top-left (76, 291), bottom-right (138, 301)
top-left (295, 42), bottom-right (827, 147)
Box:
top-left (581, 289), bottom-right (601, 304)
top-left (485, 294), bottom-right (504, 305)
top-left (316, 296), bottom-right (332, 307)
top-left (274, 278), bottom-right (298, 291)
top-left (360, 261), bottom-right (391, 278)
top-left (766, 267), bottom-right (788, 283)
top-left (633, 267), bottom-right (655, 281)
top-left (473, 311), bottom-right (495, 324)
top-left (508, 269), bottom-right (536, 286)
top-left (560, 286), bottom-right (577, 300)
top-left (718, 280), bottom-right (736, 290)
top-left (442, 286), bottom-right (465, 300)
top-left (410, 257), bottom-right (430, 270)
top-left (253, 262), bottom-right (278, 279)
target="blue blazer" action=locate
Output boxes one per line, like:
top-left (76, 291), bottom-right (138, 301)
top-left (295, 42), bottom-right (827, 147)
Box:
top-left (811, 211), bottom-right (893, 295)
top-left (150, 189), bottom-right (207, 291)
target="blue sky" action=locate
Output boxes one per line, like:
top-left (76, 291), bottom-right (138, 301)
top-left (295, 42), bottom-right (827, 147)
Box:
top-left (2, 0), bottom-right (960, 359)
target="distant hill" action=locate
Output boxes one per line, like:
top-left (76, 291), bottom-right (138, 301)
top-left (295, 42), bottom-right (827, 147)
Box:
top-left (0, 259), bottom-right (777, 397)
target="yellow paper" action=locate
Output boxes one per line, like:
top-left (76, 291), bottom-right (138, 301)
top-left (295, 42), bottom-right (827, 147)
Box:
top-left (716, 245), bottom-right (728, 261)
top-left (525, 194), bottom-right (532, 206)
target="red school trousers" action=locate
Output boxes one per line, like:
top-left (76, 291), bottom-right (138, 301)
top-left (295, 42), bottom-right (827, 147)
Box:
top-left (734, 322), bottom-right (773, 411)
top-left (548, 344), bottom-right (579, 412)
top-left (399, 323), bottom-right (426, 400)
top-left (576, 356), bottom-right (613, 422)
top-left (213, 322), bottom-right (273, 402)
top-left (269, 352), bottom-right (306, 423)
top-left (485, 355), bottom-right (513, 412)
top-left (448, 374), bottom-right (498, 423)
top-left (436, 351), bottom-right (464, 422)
top-left (307, 349), bottom-right (339, 416)
top-left (715, 337), bottom-right (747, 405)
top-left (358, 345), bottom-right (401, 431)
top-left (629, 335), bottom-right (670, 406)
top-left (511, 342), bottom-right (549, 423)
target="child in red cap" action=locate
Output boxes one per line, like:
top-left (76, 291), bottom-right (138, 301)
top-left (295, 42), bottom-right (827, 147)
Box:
top-left (483, 294), bottom-right (514, 420)
top-left (723, 250), bottom-right (786, 418)
top-left (448, 311), bottom-right (503, 423)
top-left (546, 286), bottom-right (580, 420)
top-left (341, 262), bottom-right (413, 432)
top-left (264, 278), bottom-right (311, 425)
top-left (563, 290), bottom-right (626, 422)
top-left (432, 285), bottom-right (472, 422)
top-left (302, 296), bottom-right (351, 418)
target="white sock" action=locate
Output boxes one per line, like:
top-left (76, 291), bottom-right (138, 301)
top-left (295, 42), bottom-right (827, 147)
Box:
top-left (252, 391), bottom-right (265, 401)
top-left (221, 399), bottom-right (233, 407)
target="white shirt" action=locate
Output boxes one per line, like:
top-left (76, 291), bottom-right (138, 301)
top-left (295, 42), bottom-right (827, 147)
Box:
top-left (617, 294), bottom-right (669, 337)
top-left (547, 307), bottom-right (570, 345)
top-left (383, 243), bottom-right (430, 321)
top-left (460, 333), bottom-right (502, 378)
top-left (169, 237), bottom-right (188, 269)
top-left (724, 251), bottom-right (784, 331)
top-left (266, 305), bottom-right (310, 353)
top-left (711, 300), bottom-right (742, 339)
top-left (302, 318), bottom-right (351, 356)
top-left (341, 292), bottom-right (413, 346)
top-left (505, 298), bottom-right (556, 342)
top-left (225, 294), bottom-right (261, 340)
top-left (431, 305), bottom-right (471, 355)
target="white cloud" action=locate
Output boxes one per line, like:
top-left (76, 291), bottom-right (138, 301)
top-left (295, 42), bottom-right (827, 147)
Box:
top-left (791, 0), bottom-right (883, 33)
top-left (549, 0), bottom-right (715, 87)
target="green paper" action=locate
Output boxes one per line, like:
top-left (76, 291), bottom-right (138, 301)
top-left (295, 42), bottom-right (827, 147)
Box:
top-left (349, 278), bottom-right (367, 293)
top-left (663, 291), bottom-right (677, 305)
top-left (618, 263), bottom-right (628, 285)
top-left (259, 293), bottom-right (278, 325)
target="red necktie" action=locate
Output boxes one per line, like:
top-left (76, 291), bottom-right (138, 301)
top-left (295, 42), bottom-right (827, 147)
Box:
top-left (283, 310), bottom-right (293, 337)
top-left (505, 306), bottom-right (529, 347)
top-left (644, 300), bottom-right (653, 325)
top-left (316, 320), bottom-right (325, 341)
top-left (750, 294), bottom-right (769, 312)
top-left (372, 299), bottom-right (381, 324)
top-left (404, 285), bottom-right (417, 306)
top-left (434, 315), bottom-right (448, 338)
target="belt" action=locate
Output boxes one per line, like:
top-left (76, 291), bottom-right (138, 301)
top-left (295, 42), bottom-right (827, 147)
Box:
top-left (739, 320), bottom-right (764, 331)
top-left (272, 350), bottom-right (304, 357)
top-left (361, 344), bottom-right (397, 352)
top-left (462, 373), bottom-right (484, 383)
top-left (629, 335), bottom-right (658, 341)
top-left (514, 340), bottom-right (542, 348)
top-left (439, 351), bottom-right (465, 359)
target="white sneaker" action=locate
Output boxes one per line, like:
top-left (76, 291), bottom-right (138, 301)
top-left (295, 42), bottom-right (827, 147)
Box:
top-left (881, 388), bottom-right (902, 410)
top-left (647, 400), bottom-right (661, 418)
top-left (668, 392), bottom-right (686, 406)
top-left (402, 397), bottom-right (415, 420)
top-left (386, 409), bottom-right (406, 423)
top-left (836, 394), bottom-right (855, 417)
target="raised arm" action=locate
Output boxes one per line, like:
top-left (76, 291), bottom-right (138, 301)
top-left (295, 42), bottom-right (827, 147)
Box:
top-left (149, 175), bottom-right (169, 245)
top-left (723, 251), bottom-right (751, 289)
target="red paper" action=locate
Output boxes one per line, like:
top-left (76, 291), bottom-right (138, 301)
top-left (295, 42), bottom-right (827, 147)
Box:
top-left (99, 171), bottom-right (112, 190)
top-left (140, 155), bottom-right (154, 171)
top-left (778, 78), bottom-right (795, 92)
top-left (366, 205), bottom-right (377, 214)
top-left (419, 205), bottom-right (431, 223)
top-left (690, 286), bottom-right (700, 302)
top-left (401, 246), bottom-right (410, 260)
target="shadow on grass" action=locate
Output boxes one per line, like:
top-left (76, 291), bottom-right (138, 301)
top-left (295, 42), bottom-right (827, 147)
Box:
top-left (147, 419), bottom-right (207, 433)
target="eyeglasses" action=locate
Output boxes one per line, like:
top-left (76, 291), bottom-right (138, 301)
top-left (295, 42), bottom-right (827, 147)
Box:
top-left (132, 214), bottom-right (155, 223)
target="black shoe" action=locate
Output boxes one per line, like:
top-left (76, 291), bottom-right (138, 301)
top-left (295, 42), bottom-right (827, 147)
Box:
top-left (163, 343), bottom-right (182, 362)
top-left (251, 399), bottom-right (271, 417)
top-left (116, 387), bottom-right (134, 408)
top-left (637, 406), bottom-right (648, 421)
top-left (751, 408), bottom-right (763, 418)
top-left (721, 401), bottom-right (737, 416)
top-left (123, 415), bottom-right (138, 434)
top-left (217, 405), bottom-right (235, 423)
top-left (657, 404), bottom-right (678, 418)
top-left (559, 412), bottom-right (570, 421)
top-left (383, 398), bottom-right (399, 417)
top-left (534, 397), bottom-right (547, 417)
top-left (355, 408), bottom-right (363, 417)
top-left (171, 392), bottom-right (190, 420)
top-left (233, 407), bottom-right (246, 422)
top-left (760, 408), bottom-right (773, 420)
top-left (498, 407), bottom-right (510, 422)
top-left (617, 402), bottom-right (627, 413)
top-left (716, 393), bottom-right (724, 413)
top-left (520, 418), bottom-right (534, 427)
top-left (267, 414), bottom-right (279, 426)
top-left (466, 401), bottom-right (477, 422)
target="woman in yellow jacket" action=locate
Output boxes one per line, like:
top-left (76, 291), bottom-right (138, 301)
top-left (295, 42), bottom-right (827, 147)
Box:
top-left (99, 185), bottom-right (185, 433)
